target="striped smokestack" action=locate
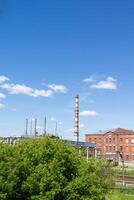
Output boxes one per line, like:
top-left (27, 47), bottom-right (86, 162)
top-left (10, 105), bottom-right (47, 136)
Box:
top-left (74, 95), bottom-right (79, 142)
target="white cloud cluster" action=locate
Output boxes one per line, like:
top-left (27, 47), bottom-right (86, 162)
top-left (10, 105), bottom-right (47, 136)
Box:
top-left (0, 76), bottom-right (10, 84)
top-left (83, 74), bottom-right (117, 90)
top-left (91, 77), bottom-right (117, 90)
top-left (83, 75), bottom-right (96, 83)
top-left (80, 110), bottom-right (98, 116)
top-left (0, 93), bottom-right (6, 99)
top-left (49, 84), bottom-right (68, 93)
top-left (1, 83), bottom-right (53, 97)
top-left (0, 76), bottom-right (8, 108)
top-left (0, 75), bottom-right (68, 98)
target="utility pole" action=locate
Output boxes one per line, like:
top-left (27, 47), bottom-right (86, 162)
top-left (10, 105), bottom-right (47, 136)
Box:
top-left (117, 151), bottom-right (125, 187)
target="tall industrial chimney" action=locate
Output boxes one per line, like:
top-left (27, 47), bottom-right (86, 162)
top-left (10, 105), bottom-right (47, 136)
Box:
top-left (74, 95), bottom-right (79, 142)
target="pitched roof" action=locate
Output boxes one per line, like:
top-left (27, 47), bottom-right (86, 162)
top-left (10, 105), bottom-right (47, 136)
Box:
top-left (115, 128), bottom-right (134, 135)
top-left (85, 128), bottom-right (134, 136)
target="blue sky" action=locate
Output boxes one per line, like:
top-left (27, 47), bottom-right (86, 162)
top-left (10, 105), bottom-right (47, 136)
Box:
top-left (0, 0), bottom-right (134, 141)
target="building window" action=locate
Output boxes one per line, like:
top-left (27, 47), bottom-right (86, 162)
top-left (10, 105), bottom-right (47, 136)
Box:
top-left (113, 146), bottom-right (116, 151)
top-left (126, 146), bottom-right (129, 152)
top-left (126, 155), bottom-right (129, 161)
top-left (132, 146), bottom-right (134, 152)
top-left (132, 155), bottom-right (134, 160)
top-left (106, 146), bottom-right (108, 151)
top-left (109, 146), bottom-right (112, 151)
top-left (106, 138), bottom-right (108, 143)
top-left (126, 139), bottom-right (129, 143)
top-left (120, 138), bottom-right (123, 142)
top-left (120, 146), bottom-right (123, 151)
top-left (131, 139), bottom-right (134, 143)
top-left (109, 138), bottom-right (112, 143)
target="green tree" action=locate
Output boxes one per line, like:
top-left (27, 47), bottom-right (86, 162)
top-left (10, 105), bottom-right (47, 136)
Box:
top-left (0, 137), bottom-right (112, 200)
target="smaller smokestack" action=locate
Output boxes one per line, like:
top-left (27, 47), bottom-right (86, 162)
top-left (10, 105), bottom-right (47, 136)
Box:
top-left (55, 121), bottom-right (58, 137)
top-left (25, 118), bottom-right (28, 136)
top-left (44, 117), bottom-right (47, 135)
top-left (34, 118), bottom-right (37, 136)
top-left (30, 119), bottom-right (33, 135)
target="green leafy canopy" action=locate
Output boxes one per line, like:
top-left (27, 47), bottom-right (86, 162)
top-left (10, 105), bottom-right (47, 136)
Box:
top-left (0, 137), bottom-right (112, 200)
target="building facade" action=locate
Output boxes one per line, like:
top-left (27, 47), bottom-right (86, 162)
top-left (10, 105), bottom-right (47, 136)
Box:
top-left (85, 128), bottom-right (134, 166)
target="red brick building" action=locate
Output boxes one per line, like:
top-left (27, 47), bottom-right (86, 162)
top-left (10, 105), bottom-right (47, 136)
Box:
top-left (85, 128), bottom-right (134, 166)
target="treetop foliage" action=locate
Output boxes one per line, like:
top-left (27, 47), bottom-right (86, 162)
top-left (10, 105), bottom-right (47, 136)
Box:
top-left (0, 136), bottom-right (112, 200)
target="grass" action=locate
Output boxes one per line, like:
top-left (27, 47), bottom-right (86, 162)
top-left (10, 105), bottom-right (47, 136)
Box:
top-left (112, 166), bottom-right (134, 176)
top-left (107, 190), bottom-right (134, 200)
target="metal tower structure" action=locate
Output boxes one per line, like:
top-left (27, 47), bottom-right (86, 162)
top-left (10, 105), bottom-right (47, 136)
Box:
top-left (74, 95), bottom-right (79, 142)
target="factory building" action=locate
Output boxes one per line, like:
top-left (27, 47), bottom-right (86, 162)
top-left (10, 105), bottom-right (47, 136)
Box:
top-left (85, 128), bottom-right (134, 166)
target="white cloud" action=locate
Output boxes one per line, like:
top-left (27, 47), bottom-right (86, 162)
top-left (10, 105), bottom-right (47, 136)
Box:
top-left (0, 103), bottom-right (5, 109)
top-left (83, 74), bottom-right (96, 83)
top-left (83, 77), bottom-right (95, 83)
top-left (0, 76), bottom-right (68, 98)
top-left (0, 93), bottom-right (6, 99)
top-left (91, 77), bottom-right (117, 90)
top-left (3, 84), bottom-right (35, 95)
top-left (80, 110), bottom-right (98, 116)
top-left (0, 76), bottom-right (10, 84)
top-left (48, 84), bottom-right (68, 93)
top-left (79, 123), bottom-right (85, 128)
top-left (1, 83), bottom-right (53, 97)
top-left (34, 89), bottom-right (53, 97)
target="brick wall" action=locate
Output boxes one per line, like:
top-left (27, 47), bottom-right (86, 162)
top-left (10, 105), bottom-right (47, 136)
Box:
top-left (85, 129), bottom-right (134, 163)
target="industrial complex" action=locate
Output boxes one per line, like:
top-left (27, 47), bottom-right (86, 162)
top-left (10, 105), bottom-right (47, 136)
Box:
top-left (1, 95), bottom-right (134, 166)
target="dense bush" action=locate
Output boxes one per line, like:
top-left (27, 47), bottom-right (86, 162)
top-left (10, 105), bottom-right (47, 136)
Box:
top-left (0, 137), bottom-right (112, 200)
